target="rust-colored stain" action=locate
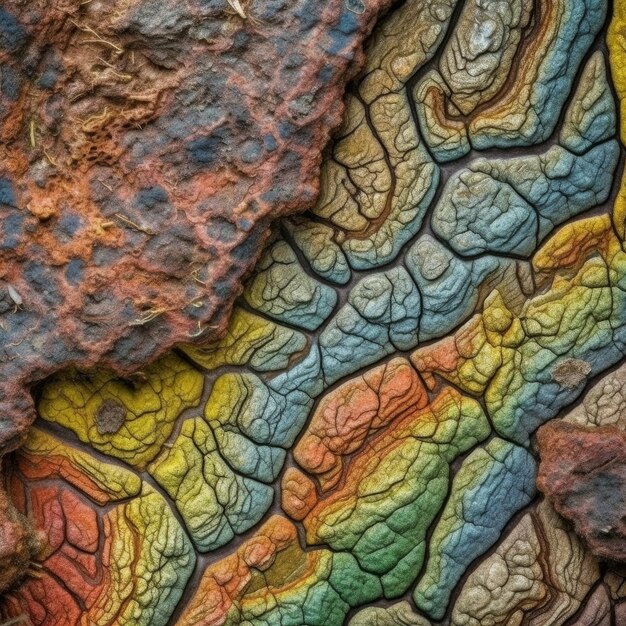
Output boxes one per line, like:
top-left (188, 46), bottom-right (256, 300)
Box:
top-left (0, 0), bottom-right (392, 450)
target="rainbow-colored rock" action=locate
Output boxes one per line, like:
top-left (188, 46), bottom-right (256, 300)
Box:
top-left (3, 0), bottom-right (626, 624)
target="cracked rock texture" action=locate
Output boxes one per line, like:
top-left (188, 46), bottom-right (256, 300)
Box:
top-left (2, 0), bottom-right (626, 623)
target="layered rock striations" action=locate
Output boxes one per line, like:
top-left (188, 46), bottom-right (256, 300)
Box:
top-left (2, 0), bottom-right (626, 623)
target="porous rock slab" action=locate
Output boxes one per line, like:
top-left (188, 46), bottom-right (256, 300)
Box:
top-left (0, 0), bottom-right (392, 590)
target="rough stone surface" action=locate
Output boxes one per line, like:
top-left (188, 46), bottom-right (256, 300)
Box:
top-left (349, 602), bottom-right (431, 626)
top-left (0, 0), bottom-right (393, 591)
top-left (537, 421), bottom-right (626, 564)
top-left (0, 0), bottom-right (393, 452)
top-left (2, 0), bottom-right (626, 623)
top-left (451, 499), bottom-right (599, 626)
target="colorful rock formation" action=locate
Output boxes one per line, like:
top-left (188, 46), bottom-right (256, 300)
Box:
top-left (0, 0), bottom-right (395, 590)
top-left (2, 0), bottom-right (626, 623)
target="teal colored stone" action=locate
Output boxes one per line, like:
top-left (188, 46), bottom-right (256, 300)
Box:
top-left (319, 267), bottom-right (421, 384)
top-left (560, 51), bottom-right (616, 153)
top-left (405, 235), bottom-right (504, 340)
top-left (413, 439), bottom-right (537, 619)
top-left (431, 169), bottom-right (539, 256)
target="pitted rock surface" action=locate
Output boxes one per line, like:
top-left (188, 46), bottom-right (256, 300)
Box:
top-left (537, 421), bottom-right (626, 564)
top-left (0, 0), bottom-right (393, 591)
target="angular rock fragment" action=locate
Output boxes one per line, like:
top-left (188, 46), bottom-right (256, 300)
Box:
top-left (537, 421), bottom-right (626, 563)
top-left (0, 0), bottom-right (394, 418)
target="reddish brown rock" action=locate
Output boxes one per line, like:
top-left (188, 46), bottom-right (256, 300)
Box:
top-left (0, 480), bottom-right (36, 595)
top-left (536, 421), bottom-right (626, 563)
top-left (0, 0), bottom-right (393, 590)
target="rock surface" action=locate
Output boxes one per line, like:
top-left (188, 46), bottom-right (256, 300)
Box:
top-left (0, 0), bottom-right (393, 452)
top-left (537, 421), bottom-right (626, 564)
top-left (451, 499), bottom-right (600, 626)
top-left (0, 0), bottom-right (393, 591)
top-left (2, 0), bottom-right (626, 622)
